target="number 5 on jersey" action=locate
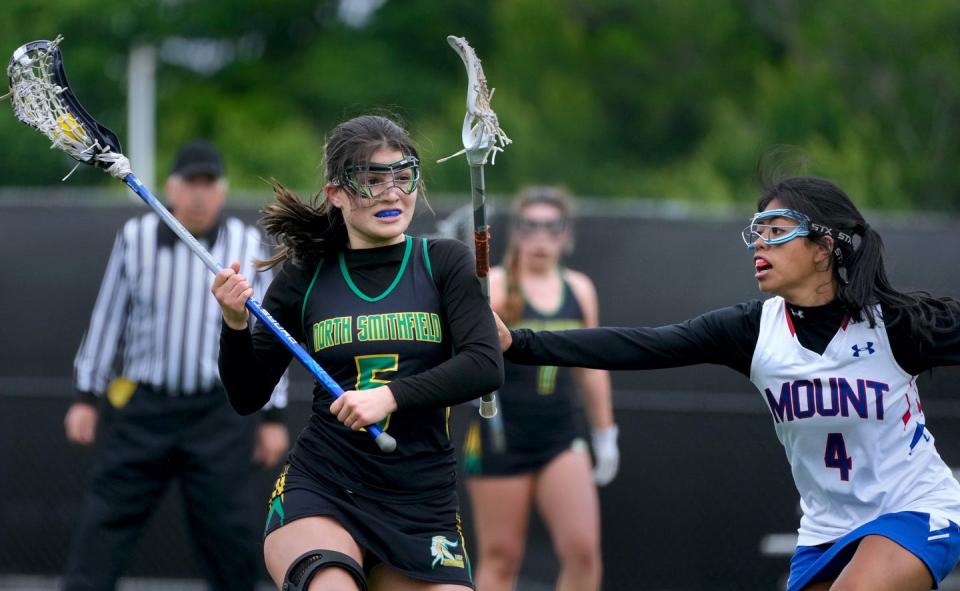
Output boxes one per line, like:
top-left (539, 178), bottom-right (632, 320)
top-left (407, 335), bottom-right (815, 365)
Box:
top-left (824, 432), bottom-right (852, 481)
top-left (355, 354), bottom-right (398, 431)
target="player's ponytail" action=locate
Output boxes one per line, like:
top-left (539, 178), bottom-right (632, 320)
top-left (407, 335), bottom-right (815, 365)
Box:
top-left (256, 184), bottom-right (348, 269)
top-left (837, 223), bottom-right (888, 324)
top-left (257, 114), bottom-right (421, 269)
top-left (758, 176), bottom-right (960, 343)
top-left (501, 242), bottom-right (524, 324)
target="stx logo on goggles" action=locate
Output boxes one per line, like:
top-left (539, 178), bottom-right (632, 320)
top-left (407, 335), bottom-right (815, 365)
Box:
top-left (811, 223), bottom-right (854, 247)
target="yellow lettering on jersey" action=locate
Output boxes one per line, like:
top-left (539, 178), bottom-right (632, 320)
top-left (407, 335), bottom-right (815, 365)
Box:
top-left (357, 315), bottom-right (369, 341)
top-left (430, 313), bottom-right (443, 343)
top-left (311, 316), bottom-right (353, 351)
top-left (413, 313), bottom-right (425, 341)
top-left (382, 313), bottom-right (398, 341)
top-left (396, 312), bottom-right (413, 340)
top-left (323, 318), bottom-right (335, 349)
top-left (320, 312), bottom-right (443, 348)
top-left (367, 314), bottom-right (383, 341)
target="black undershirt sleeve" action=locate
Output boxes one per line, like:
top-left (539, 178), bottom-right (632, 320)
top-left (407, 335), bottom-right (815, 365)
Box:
top-left (885, 308), bottom-right (960, 375)
top-left (219, 260), bottom-right (304, 415)
top-left (388, 238), bottom-right (504, 410)
top-left (506, 300), bottom-right (764, 377)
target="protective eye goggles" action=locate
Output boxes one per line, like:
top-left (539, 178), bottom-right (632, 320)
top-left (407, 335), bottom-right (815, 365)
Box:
top-left (741, 208), bottom-right (811, 249)
top-left (741, 208), bottom-right (855, 251)
top-left (344, 156), bottom-right (421, 199)
top-left (513, 217), bottom-right (568, 237)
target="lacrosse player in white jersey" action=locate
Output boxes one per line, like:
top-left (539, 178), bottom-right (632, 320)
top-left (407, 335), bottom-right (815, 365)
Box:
top-left (499, 176), bottom-right (960, 590)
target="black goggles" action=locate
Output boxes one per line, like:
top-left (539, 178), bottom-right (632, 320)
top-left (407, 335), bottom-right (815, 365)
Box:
top-left (513, 217), bottom-right (568, 237)
top-left (344, 156), bottom-right (421, 199)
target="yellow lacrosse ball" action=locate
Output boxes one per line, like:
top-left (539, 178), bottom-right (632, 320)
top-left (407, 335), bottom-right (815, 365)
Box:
top-left (56, 112), bottom-right (87, 142)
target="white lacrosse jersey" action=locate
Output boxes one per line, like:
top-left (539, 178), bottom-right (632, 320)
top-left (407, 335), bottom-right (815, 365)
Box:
top-left (751, 296), bottom-right (960, 546)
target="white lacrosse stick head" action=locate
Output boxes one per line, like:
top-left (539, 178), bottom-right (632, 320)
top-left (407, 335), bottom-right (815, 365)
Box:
top-left (6, 35), bottom-right (130, 179)
top-left (439, 35), bottom-right (511, 167)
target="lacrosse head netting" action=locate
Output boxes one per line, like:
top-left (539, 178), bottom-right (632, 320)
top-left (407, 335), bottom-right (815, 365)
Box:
top-left (6, 36), bottom-right (128, 180)
top-left (438, 35), bottom-right (512, 166)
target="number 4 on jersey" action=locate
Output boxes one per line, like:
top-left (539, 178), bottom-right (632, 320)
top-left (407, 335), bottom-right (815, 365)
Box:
top-left (824, 432), bottom-right (852, 481)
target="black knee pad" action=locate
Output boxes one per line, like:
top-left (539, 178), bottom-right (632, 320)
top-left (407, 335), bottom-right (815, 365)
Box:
top-left (282, 549), bottom-right (367, 591)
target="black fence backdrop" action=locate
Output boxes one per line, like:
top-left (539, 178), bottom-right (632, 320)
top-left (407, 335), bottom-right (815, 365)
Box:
top-left (2, 199), bottom-right (959, 590)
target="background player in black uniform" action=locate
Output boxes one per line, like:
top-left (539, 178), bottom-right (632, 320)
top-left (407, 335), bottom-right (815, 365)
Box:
top-left (213, 115), bottom-right (503, 591)
top-left (496, 176), bottom-right (960, 591)
top-left (463, 187), bottom-right (616, 591)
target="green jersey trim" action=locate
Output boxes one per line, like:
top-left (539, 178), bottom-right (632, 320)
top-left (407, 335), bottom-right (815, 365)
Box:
top-left (422, 237), bottom-right (434, 281)
top-left (338, 235), bottom-right (412, 303)
top-left (301, 260), bottom-right (324, 331)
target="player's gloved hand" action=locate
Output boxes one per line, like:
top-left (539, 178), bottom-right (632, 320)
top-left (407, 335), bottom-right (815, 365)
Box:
top-left (591, 424), bottom-right (620, 486)
top-left (331, 386), bottom-right (398, 431)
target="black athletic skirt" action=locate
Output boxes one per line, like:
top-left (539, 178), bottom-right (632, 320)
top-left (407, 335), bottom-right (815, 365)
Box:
top-left (462, 412), bottom-right (588, 477)
top-left (263, 459), bottom-right (474, 588)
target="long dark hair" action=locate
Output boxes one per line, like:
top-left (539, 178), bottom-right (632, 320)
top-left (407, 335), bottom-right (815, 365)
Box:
top-left (501, 186), bottom-right (573, 324)
top-left (257, 115), bottom-right (421, 269)
top-left (758, 176), bottom-right (960, 341)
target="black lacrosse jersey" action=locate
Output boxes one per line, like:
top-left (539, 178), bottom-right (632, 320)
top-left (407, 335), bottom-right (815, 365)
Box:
top-left (498, 275), bottom-right (585, 451)
top-left (291, 236), bottom-right (456, 500)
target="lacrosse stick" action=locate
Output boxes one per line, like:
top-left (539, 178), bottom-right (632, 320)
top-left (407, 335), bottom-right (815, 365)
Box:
top-left (5, 37), bottom-right (396, 453)
top-left (439, 35), bottom-right (512, 450)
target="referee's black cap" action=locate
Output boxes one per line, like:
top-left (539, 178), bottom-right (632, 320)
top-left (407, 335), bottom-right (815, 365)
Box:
top-left (171, 140), bottom-right (224, 179)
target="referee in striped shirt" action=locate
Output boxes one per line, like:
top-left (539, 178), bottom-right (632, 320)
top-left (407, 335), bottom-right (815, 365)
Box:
top-left (63, 141), bottom-right (289, 591)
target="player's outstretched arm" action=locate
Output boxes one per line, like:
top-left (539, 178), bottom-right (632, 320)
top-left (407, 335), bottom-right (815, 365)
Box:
top-left (505, 301), bottom-right (764, 377)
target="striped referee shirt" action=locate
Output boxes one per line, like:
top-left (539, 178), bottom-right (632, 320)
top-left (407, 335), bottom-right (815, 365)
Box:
top-left (74, 212), bottom-right (288, 414)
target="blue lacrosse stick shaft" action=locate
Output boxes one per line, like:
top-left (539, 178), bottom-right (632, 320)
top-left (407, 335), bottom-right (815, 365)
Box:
top-left (123, 173), bottom-right (397, 453)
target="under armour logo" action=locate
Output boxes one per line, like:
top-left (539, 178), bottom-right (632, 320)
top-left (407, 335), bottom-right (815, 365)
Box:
top-left (790, 309), bottom-right (804, 319)
top-left (851, 342), bottom-right (875, 357)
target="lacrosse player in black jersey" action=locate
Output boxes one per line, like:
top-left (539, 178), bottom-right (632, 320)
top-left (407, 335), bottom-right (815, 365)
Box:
top-left (462, 187), bottom-right (615, 591)
top-left (213, 115), bottom-right (503, 591)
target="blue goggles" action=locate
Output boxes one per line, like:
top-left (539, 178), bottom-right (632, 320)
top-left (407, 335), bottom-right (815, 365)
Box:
top-left (741, 208), bottom-right (855, 251)
top-left (742, 208), bottom-right (811, 249)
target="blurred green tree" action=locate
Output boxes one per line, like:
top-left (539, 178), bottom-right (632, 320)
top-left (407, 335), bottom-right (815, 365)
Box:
top-left (2, 0), bottom-right (959, 210)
